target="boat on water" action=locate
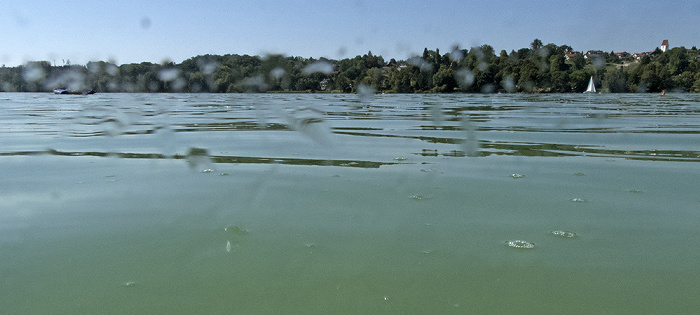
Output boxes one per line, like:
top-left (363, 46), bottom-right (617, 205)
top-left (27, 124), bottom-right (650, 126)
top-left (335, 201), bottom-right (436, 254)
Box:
top-left (584, 76), bottom-right (596, 93)
top-left (53, 89), bottom-right (96, 95)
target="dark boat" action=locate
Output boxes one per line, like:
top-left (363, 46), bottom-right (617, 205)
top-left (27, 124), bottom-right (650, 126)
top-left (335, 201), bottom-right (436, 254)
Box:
top-left (53, 89), bottom-right (96, 95)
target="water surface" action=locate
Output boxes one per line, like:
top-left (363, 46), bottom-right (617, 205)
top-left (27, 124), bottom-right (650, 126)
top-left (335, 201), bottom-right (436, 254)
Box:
top-left (2, 93), bottom-right (699, 314)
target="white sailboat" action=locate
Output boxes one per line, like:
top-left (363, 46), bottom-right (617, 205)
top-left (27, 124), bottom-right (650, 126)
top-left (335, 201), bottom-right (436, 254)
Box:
top-left (584, 76), bottom-right (596, 93)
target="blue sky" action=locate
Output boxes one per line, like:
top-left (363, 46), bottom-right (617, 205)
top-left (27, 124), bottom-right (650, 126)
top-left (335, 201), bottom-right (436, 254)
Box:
top-left (2, 0), bottom-right (698, 66)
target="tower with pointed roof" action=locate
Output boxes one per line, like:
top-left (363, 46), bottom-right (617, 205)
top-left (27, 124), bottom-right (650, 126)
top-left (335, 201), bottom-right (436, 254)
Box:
top-left (661, 39), bottom-right (669, 52)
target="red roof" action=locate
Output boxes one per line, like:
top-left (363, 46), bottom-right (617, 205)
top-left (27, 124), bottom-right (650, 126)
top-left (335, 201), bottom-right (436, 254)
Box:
top-left (661, 39), bottom-right (669, 46)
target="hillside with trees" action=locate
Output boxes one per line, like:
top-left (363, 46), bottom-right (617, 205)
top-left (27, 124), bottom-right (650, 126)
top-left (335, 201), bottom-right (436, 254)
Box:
top-left (2, 40), bottom-right (699, 93)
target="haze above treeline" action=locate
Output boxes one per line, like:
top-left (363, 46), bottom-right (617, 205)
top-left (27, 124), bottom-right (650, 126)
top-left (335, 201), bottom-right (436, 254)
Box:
top-left (2, 39), bottom-right (700, 93)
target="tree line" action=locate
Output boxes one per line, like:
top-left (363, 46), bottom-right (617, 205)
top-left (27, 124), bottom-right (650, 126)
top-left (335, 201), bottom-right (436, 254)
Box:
top-left (2, 39), bottom-right (699, 93)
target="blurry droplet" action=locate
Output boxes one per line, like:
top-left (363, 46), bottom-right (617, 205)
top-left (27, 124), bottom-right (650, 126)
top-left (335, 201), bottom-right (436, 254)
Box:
top-left (506, 240), bottom-right (535, 249)
top-left (502, 76), bottom-right (516, 93)
top-left (302, 61), bottom-right (334, 75)
top-left (407, 57), bottom-right (433, 72)
top-left (158, 68), bottom-right (179, 82)
top-left (140, 17), bottom-right (152, 29)
top-left (185, 147), bottom-right (213, 170)
top-left (241, 75), bottom-right (268, 92)
top-left (430, 103), bottom-right (443, 126)
top-left (106, 63), bottom-right (119, 76)
top-left (357, 83), bottom-right (375, 104)
top-left (269, 67), bottom-right (285, 79)
top-left (455, 69), bottom-right (474, 88)
top-left (460, 115), bottom-right (480, 157)
top-left (449, 45), bottom-right (464, 62)
top-left (284, 106), bottom-right (332, 145)
top-left (592, 57), bottom-right (605, 69)
top-left (481, 83), bottom-right (495, 93)
top-left (22, 63), bottom-right (45, 82)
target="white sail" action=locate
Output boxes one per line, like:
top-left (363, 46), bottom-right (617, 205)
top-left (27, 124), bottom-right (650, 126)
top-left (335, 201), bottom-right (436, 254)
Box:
top-left (585, 76), bottom-right (596, 93)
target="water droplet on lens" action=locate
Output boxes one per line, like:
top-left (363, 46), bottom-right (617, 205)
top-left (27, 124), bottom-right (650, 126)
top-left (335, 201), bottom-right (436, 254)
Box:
top-left (302, 61), bottom-right (334, 75)
top-left (460, 115), bottom-right (480, 157)
top-left (185, 147), bottom-right (213, 170)
top-left (284, 107), bottom-right (332, 145)
top-left (550, 230), bottom-right (577, 238)
top-left (506, 240), bottom-right (535, 249)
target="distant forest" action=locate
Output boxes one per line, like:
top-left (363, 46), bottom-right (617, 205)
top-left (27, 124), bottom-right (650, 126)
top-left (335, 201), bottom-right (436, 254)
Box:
top-left (2, 39), bottom-right (700, 93)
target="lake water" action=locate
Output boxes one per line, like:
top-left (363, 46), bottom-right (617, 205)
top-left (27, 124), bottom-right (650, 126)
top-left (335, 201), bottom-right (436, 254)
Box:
top-left (1, 92), bottom-right (699, 314)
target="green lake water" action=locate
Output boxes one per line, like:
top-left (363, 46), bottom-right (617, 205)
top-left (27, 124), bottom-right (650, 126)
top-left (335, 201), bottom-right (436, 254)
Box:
top-left (1, 93), bottom-right (699, 314)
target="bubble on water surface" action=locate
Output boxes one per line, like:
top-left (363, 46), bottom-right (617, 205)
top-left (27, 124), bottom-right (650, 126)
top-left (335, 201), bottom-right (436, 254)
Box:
top-left (226, 241), bottom-right (232, 252)
top-left (628, 189), bottom-right (642, 193)
top-left (574, 172), bottom-right (585, 176)
top-left (570, 198), bottom-right (586, 202)
top-left (123, 281), bottom-right (137, 287)
top-left (511, 173), bottom-right (525, 179)
top-left (550, 230), bottom-right (577, 238)
top-left (225, 225), bottom-right (249, 235)
top-left (506, 240), bottom-right (535, 249)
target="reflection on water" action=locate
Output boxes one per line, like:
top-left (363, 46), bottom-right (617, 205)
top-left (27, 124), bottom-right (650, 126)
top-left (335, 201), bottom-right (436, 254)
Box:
top-left (1, 93), bottom-right (700, 314)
